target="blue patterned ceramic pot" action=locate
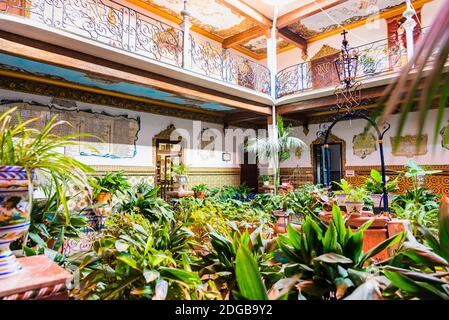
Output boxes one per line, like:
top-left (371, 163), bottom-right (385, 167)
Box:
top-left (0, 166), bottom-right (34, 279)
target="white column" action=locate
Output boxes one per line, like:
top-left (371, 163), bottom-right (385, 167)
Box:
top-left (403, 0), bottom-right (417, 62)
top-left (267, 5), bottom-right (279, 193)
top-left (180, 0), bottom-right (192, 69)
top-left (266, 5), bottom-right (278, 101)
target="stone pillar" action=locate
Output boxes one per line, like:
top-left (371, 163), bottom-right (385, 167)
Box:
top-left (180, 0), bottom-right (191, 69)
top-left (403, 0), bottom-right (417, 62)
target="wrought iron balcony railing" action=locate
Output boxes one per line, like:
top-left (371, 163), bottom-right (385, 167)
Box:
top-left (0, 0), bottom-right (270, 95)
top-left (0, 0), bottom-right (432, 101)
top-left (276, 33), bottom-right (414, 99)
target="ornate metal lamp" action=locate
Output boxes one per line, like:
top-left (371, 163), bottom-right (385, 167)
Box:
top-left (335, 30), bottom-right (359, 89)
top-left (321, 30), bottom-right (391, 213)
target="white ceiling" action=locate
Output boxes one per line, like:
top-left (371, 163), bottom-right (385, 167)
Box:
top-left (240, 0), bottom-right (317, 19)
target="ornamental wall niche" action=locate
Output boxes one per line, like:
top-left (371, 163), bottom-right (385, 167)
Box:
top-left (390, 134), bottom-right (428, 157)
top-left (0, 100), bottom-right (139, 159)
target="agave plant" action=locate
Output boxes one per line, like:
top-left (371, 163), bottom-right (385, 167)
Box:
top-left (246, 116), bottom-right (305, 193)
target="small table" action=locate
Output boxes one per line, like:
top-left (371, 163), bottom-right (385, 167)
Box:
top-left (0, 255), bottom-right (72, 300)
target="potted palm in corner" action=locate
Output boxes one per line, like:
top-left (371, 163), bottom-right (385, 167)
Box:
top-left (0, 107), bottom-right (94, 278)
top-left (246, 116), bottom-right (305, 194)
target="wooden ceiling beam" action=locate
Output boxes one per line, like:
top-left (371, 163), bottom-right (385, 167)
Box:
top-left (225, 111), bottom-right (265, 123)
top-left (278, 27), bottom-right (307, 50)
top-left (222, 26), bottom-right (266, 49)
top-left (220, 0), bottom-right (272, 30)
top-left (277, 0), bottom-right (346, 29)
top-left (277, 85), bottom-right (387, 115)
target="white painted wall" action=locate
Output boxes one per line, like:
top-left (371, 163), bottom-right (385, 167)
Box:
top-left (0, 89), bottom-right (241, 168)
top-left (280, 108), bottom-right (449, 169)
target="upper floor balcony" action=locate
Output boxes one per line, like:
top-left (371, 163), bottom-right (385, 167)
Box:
top-left (0, 0), bottom-right (432, 105)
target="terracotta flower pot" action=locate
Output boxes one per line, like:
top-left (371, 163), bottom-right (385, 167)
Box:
top-left (0, 166), bottom-right (34, 279)
top-left (194, 192), bottom-right (206, 199)
top-left (96, 192), bottom-right (111, 205)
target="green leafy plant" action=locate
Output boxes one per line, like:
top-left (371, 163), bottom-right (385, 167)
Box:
top-left (274, 205), bottom-right (405, 299)
top-left (260, 175), bottom-right (271, 182)
top-left (380, 197), bottom-right (449, 300)
top-left (364, 169), bottom-right (399, 194)
top-left (345, 187), bottom-right (369, 203)
top-left (91, 171), bottom-right (130, 200)
top-left (135, 181), bottom-right (153, 195)
top-left (333, 179), bottom-right (353, 194)
top-left (392, 160), bottom-right (441, 210)
top-left (71, 212), bottom-right (214, 300)
top-left (192, 184), bottom-right (208, 193)
top-left (119, 187), bottom-right (173, 223)
top-left (172, 163), bottom-right (189, 175)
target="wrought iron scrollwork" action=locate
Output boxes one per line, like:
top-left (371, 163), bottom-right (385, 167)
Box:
top-left (190, 36), bottom-right (225, 79)
top-left (276, 62), bottom-right (311, 98)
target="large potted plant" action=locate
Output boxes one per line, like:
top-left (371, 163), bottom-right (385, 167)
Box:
top-left (364, 169), bottom-right (398, 209)
top-left (172, 163), bottom-right (189, 192)
top-left (192, 184), bottom-right (207, 199)
top-left (260, 175), bottom-right (271, 186)
top-left (344, 187), bottom-right (369, 217)
top-left (246, 116), bottom-right (305, 194)
top-left (0, 107), bottom-right (94, 278)
top-left (359, 50), bottom-right (377, 76)
top-left (333, 179), bottom-right (353, 206)
top-left (91, 171), bottom-right (129, 205)
top-left (90, 171), bottom-right (129, 225)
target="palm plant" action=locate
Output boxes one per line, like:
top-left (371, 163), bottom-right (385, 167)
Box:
top-left (246, 116), bottom-right (305, 193)
top-left (372, 1), bottom-right (449, 144)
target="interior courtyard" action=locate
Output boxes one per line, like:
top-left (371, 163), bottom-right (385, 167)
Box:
top-left (1, 0), bottom-right (449, 301)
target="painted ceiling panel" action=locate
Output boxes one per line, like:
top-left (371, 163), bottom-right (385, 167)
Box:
top-left (0, 53), bottom-right (234, 111)
top-left (287, 0), bottom-right (406, 39)
top-left (139, 0), bottom-right (258, 38)
top-left (241, 36), bottom-right (289, 55)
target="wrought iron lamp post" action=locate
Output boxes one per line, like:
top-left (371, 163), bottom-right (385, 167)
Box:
top-left (322, 30), bottom-right (391, 213)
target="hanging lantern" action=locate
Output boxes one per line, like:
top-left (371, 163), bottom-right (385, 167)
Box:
top-left (334, 30), bottom-right (359, 88)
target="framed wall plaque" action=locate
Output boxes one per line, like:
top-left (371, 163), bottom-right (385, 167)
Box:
top-left (390, 134), bottom-right (428, 157)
